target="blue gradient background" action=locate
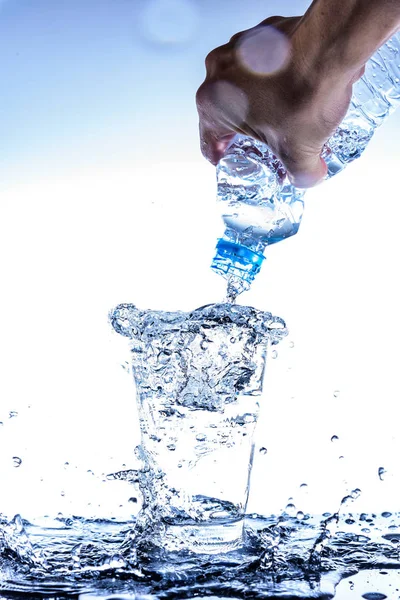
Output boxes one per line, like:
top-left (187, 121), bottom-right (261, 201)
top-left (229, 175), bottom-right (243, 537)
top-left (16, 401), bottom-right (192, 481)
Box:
top-left (0, 0), bottom-right (313, 182)
top-left (1, 0), bottom-right (400, 520)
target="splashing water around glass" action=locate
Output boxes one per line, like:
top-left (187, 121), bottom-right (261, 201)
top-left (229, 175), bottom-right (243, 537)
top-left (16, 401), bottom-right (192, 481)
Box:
top-left (109, 302), bottom-right (287, 554)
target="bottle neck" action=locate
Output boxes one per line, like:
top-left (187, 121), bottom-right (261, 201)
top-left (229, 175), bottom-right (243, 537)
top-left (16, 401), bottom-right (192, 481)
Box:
top-left (211, 237), bottom-right (265, 295)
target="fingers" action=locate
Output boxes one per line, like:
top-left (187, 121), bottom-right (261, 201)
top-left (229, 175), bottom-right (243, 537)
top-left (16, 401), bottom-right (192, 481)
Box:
top-left (285, 154), bottom-right (328, 188)
top-left (196, 80), bottom-right (246, 164)
top-left (199, 126), bottom-right (236, 165)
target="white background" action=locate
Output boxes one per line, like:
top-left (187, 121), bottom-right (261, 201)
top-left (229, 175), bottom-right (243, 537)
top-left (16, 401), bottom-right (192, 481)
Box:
top-left (1, 0), bottom-right (399, 522)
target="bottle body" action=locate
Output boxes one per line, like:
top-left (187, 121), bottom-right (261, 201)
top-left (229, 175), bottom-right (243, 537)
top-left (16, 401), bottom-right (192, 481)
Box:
top-left (211, 31), bottom-right (400, 295)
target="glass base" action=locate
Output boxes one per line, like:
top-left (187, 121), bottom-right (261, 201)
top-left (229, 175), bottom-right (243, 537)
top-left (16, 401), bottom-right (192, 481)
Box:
top-left (162, 518), bottom-right (245, 554)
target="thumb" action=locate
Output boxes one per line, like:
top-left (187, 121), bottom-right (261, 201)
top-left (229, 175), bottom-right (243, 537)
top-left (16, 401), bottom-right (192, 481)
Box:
top-left (285, 153), bottom-right (328, 188)
top-left (196, 80), bottom-right (241, 165)
top-left (199, 123), bottom-right (236, 166)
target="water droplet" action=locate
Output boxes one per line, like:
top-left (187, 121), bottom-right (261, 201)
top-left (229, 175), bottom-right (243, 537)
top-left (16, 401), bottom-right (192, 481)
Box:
top-left (351, 488), bottom-right (362, 500)
top-left (285, 503), bottom-right (296, 517)
top-left (200, 340), bottom-right (209, 350)
top-left (300, 483), bottom-right (308, 488)
top-left (12, 456), bottom-right (22, 467)
top-left (9, 411), bottom-right (18, 419)
top-left (259, 447), bottom-right (268, 455)
top-left (382, 533), bottom-right (400, 544)
top-left (12, 514), bottom-right (24, 533)
top-left (378, 466), bottom-right (386, 481)
top-left (331, 435), bottom-right (339, 442)
top-left (362, 593), bottom-right (387, 600)
top-left (296, 511), bottom-right (305, 520)
top-left (167, 443), bottom-right (176, 451)
top-left (158, 350), bottom-right (171, 364)
top-left (60, 491), bottom-right (65, 497)
top-left (271, 349), bottom-right (278, 359)
top-left (196, 433), bottom-right (206, 442)
top-left (381, 511), bottom-right (392, 518)
top-left (121, 361), bottom-right (130, 373)
top-left (128, 497), bottom-right (138, 503)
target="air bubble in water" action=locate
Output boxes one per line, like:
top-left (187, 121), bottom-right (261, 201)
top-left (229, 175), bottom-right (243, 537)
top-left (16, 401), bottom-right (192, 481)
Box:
top-left (331, 435), bottom-right (339, 442)
top-left (333, 390), bottom-right (340, 398)
top-left (259, 447), bottom-right (268, 455)
top-left (296, 511), bottom-right (305, 520)
top-left (196, 433), bottom-right (206, 442)
top-left (271, 349), bottom-right (278, 359)
top-left (289, 341), bottom-right (294, 348)
top-left (300, 483), bottom-right (308, 488)
top-left (9, 411), bottom-right (18, 419)
top-left (12, 456), bottom-right (22, 467)
top-left (167, 443), bottom-right (176, 451)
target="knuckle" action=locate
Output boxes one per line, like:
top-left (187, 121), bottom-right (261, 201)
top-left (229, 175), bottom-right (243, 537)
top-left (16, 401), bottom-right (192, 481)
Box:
top-left (195, 81), bottom-right (213, 112)
top-left (205, 43), bottom-right (234, 74)
top-left (257, 15), bottom-right (285, 26)
top-left (229, 30), bottom-right (246, 44)
top-left (204, 48), bottom-right (219, 70)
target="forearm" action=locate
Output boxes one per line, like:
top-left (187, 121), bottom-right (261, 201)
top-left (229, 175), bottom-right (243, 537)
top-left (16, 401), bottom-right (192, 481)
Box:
top-left (293, 0), bottom-right (400, 83)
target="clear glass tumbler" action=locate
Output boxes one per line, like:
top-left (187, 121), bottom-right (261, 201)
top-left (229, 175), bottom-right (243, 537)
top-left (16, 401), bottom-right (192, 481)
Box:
top-left (110, 302), bottom-right (286, 554)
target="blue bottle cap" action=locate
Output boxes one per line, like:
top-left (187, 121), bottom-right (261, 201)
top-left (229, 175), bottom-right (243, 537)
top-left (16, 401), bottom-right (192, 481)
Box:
top-left (211, 239), bottom-right (265, 292)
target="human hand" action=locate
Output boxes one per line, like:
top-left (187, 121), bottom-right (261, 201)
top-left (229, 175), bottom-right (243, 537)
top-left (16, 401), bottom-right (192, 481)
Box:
top-left (196, 15), bottom-right (365, 188)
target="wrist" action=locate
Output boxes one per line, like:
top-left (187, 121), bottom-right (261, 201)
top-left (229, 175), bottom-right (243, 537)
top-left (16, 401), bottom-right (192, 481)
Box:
top-left (291, 0), bottom-right (400, 85)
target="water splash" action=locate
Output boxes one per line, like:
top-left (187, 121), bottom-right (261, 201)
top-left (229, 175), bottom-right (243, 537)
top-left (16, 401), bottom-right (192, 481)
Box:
top-left (109, 302), bottom-right (287, 555)
top-left (1, 305), bottom-right (399, 597)
top-left (0, 513), bottom-right (400, 598)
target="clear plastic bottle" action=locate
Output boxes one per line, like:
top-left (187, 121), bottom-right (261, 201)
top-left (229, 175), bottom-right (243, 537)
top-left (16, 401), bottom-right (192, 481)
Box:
top-left (211, 31), bottom-right (400, 297)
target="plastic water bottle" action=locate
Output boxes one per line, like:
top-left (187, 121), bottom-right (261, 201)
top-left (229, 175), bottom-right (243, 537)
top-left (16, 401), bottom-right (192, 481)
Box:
top-left (211, 31), bottom-right (400, 297)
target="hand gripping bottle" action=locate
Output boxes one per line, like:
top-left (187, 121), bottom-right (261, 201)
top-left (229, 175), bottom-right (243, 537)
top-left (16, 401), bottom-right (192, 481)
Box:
top-left (211, 31), bottom-right (400, 297)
